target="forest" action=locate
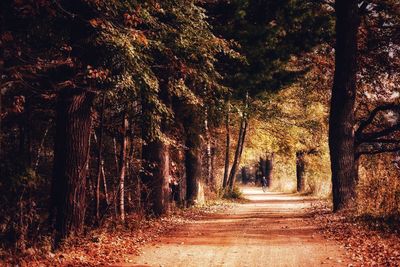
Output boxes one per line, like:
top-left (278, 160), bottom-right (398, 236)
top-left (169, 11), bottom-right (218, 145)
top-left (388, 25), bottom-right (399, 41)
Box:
top-left (0, 0), bottom-right (399, 266)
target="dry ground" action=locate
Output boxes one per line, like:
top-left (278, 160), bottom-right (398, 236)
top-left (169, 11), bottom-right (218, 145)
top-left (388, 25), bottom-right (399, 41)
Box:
top-left (125, 187), bottom-right (350, 267)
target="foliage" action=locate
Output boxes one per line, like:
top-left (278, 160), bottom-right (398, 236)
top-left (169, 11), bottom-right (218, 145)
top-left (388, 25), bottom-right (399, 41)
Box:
top-left (358, 154), bottom-right (400, 217)
top-left (206, 0), bottom-right (334, 98)
top-left (222, 186), bottom-right (243, 199)
top-left (0, 0), bottom-right (399, 262)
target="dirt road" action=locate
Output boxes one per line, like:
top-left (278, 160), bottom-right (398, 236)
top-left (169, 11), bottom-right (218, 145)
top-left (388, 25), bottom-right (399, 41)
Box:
top-left (128, 187), bottom-right (349, 267)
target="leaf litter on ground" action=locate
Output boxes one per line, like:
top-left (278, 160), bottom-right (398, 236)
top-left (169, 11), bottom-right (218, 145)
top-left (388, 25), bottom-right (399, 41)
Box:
top-left (309, 200), bottom-right (400, 267)
top-left (0, 200), bottom-right (234, 266)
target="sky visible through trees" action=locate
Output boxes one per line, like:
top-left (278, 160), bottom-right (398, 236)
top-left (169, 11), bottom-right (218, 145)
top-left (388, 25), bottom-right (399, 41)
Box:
top-left (0, 0), bottom-right (399, 265)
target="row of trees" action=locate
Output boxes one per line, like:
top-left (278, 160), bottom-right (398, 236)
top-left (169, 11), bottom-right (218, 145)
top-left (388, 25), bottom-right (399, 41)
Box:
top-left (1, 0), bottom-right (333, 248)
top-left (0, 0), bottom-right (399, 252)
top-left (1, 0), bottom-right (239, 247)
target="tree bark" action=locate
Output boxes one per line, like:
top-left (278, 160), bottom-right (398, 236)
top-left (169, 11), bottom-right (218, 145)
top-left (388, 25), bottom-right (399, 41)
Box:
top-left (241, 167), bottom-right (248, 184)
top-left (296, 152), bottom-right (305, 192)
top-left (204, 114), bottom-right (214, 189)
top-left (101, 161), bottom-right (109, 205)
top-left (228, 117), bottom-right (247, 191)
top-left (222, 104), bottom-right (230, 189)
top-left (140, 88), bottom-right (170, 216)
top-left (329, 0), bottom-right (359, 211)
top-left (95, 94), bottom-right (106, 220)
top-left (118, 113), bottom-right (128, 222)
top-left (141, 140), bottom-right (170, 216)
top-left (112, 137), bottom-right (119, 218)
top-left (34, 121), bottom-right (51, 172)
top-left (51, 87), bottom-right (95, 241)
top-left (18, 98), bottom-right (33, 167)
top-left (210, 146), bottom-right (216, 188)
top-left (184, 112), bottom-right (202, 206)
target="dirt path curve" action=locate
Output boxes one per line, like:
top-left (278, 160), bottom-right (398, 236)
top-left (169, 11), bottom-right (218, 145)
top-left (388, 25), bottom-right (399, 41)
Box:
top-left (127, 187), bottom-right (349, 267)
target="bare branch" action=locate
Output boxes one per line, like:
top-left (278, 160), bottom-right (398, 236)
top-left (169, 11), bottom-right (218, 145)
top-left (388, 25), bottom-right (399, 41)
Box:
top-left (357, 145), bottom-right (400, 157)
top-left (355, 103), bottom-right (400, 144)
top-left (358, 124), bottom-right (400, 144)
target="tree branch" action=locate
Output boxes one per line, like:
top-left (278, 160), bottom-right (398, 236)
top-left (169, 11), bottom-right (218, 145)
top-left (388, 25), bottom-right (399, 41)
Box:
top-left (357, 145), bottom-right (400, 157)
top-left (355, 103), bottom-right (400, 144)
top-left (358, 124), bottom-right (400, 144)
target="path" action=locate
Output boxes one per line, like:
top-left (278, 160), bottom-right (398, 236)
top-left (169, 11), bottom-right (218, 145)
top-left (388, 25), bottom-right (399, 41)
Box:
top-left (127, 187), bottom-right (349, 267)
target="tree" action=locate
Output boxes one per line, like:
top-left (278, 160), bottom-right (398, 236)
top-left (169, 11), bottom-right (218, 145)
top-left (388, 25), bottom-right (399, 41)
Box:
top-left (329, 0), bottom-right (360, 211)
top-left (329, 0), bottom-right (400, 211)
top-left (51, 88), bottom-right (95, 240)
top-left (222, 101), bottom-right (230, 188)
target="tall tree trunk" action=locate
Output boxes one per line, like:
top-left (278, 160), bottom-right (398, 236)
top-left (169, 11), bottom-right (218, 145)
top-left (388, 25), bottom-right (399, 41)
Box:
top-left (354, 155), bottom-right (360, 183)
top-left (51, 87), bottom-right (95, 241)
top-left (185, 145), bottom-right (201, 205)
top-left (296, 152), bottom-right (305, 192)
top-left (119, 113), bottom-right (128, 222)
top-left (230, 119), bottom-right (248, 190)
top-left (238, 120), bottom-right (248, 159)
top-left (228, 93), bottom-right (249, 191)
top-left (241, 167), bottom-right (248, 184)
top-left (34, 121), bottom-right (51, 172)
top-left (210, 146), bottom-right (216, 188)
top-left (101, 161), bottom-right (109, 205)
top-left (112, 137), bottom-right (119, 218)
top-left (258, 157), bottom-right (265, 184)
top-left (141, 140), bottom-right (170, 216)
top-left (127, 122), bottom-right (136, 209)
top-left (228, 117), bottom-right (247, 190)
top-left (204, 114), bottom-right (213, 188)
top-left (222, 104), bottom-right (230, 189)
top-left (18, 96), bottom-right (32, 167)
top-left (95, 94), bottom-right (106, 220)
top-left (140, 87), bottom-right (170, 216)
top-left (184, 112), bottom-right (202, 206)
top-left (329, 0), bottom-right (359, 211)
top-left (25, 99), bottom-right (32, 167)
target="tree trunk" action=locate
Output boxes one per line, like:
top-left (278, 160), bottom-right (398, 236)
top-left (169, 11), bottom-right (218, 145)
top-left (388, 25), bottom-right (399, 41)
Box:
top-left (140, 89), bottom-right (170, 216)
top-left (18, 97), bottom-right (32, 167)
top-left (329, 0), bottom-right (359, 212)
top-left (228, 117), bottom-right (247, 191)
top-left (204, 114), bottom-right (214, 189)
top-left (95, 94), bottom-right (106, 220)
top-left (210, 146), bottom-right (216, 188)
top-left (51, 87), bottom-right (95, 241)
top-left (118, 113), bottom-right (128, 222)
top-left (184, 112), bottom-right (202, 206)
top-left (185, 145), bottom-right (201, 206)
top-left (241, 167), bottom-right (248, 184)
top-left (141, 140), bottom-right (170, 216)
top-left (112, 137), bottom-right (119, 218)
top-left (222, 104), bottom-right (230, 189)
top-left (101, 161), bottom-right (109, 205)
top-left (228, 93), bottom-right (249, 191)
top-left (257, 157), bottom-right (265, 184)
top-left (296, 152), bottom-right (305, 192)
top-left (34, 121), bottom-right (51, 172)
top-left (231, 119), bottom-right (248, 190)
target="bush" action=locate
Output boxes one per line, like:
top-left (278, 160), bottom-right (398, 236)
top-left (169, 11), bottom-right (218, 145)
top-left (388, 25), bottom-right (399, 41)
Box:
top-left (222, 186), bottom-right (243, 199)
top-left (357, 154), bottom-right (400, 217)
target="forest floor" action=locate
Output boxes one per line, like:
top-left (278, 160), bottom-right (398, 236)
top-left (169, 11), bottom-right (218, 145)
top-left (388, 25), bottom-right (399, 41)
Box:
top-left (4, 186), bottom-right (400, 266)
top-left (124, 187), bottom-right (351, 267)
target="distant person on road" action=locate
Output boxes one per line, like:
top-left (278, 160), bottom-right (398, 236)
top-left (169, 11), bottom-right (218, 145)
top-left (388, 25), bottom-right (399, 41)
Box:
top-left (261, 176), bottom-right (267, 192)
